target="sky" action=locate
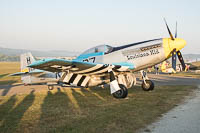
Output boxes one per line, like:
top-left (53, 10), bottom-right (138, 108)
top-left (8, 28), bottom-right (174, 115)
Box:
top-left (0, 0), bottom-right (200, 54)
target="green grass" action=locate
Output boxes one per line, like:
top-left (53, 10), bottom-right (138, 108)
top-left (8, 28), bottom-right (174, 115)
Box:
top-left (0, 85), bottom-right (197, 133)
top-left (0, 62), bottom-right (21, 85)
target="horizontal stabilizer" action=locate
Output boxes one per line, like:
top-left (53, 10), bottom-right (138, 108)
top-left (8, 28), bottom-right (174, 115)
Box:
top-left (10, 70), bottom-right (44, 76)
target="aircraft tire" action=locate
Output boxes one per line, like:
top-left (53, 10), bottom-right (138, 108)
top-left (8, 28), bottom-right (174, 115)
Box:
top-left (48, 85), bottom-right (54, 90)
top-left (113, 84), bottom-right (128, 99)
top-left (142, 80), bottom-right (154, 91)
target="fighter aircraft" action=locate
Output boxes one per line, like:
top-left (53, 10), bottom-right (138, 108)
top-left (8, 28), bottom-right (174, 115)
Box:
top-left (11, 52), bottom-right (60, 89)
top-left (28, 19), bottom-right (187, 99)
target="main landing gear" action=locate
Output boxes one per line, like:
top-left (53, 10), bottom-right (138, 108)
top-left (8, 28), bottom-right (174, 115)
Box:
top-left (140, 70), bottom-right (154, 91)
top-left (109, 69), bottom-right (128, 99)
top-left (112, 84), bottom-right (128, 99)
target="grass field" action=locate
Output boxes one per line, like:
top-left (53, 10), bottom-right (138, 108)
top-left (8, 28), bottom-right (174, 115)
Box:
top-left (0, 85), bottom-right (197, 133)
top-left (0, 62), bottom-right (198, 133)
top-left (0, 62), bottom-right (20, 85)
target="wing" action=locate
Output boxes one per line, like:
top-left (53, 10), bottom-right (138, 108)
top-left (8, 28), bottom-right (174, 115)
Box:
top-left (28, 58), bottom-right (135, 75)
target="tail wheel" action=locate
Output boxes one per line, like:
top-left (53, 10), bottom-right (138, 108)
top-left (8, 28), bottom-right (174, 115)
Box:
top-left (142, 80), bottom-right (154, 91)
top-left (113, 84), bottom-right (128, 99)
top-left (48, 85), bottom-right (54, 90)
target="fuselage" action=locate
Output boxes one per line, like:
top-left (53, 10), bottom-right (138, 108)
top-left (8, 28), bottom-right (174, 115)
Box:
top-left (75, 38), bottom-right (186, 72)
top-left (21, 71), bottom-right (59, 85)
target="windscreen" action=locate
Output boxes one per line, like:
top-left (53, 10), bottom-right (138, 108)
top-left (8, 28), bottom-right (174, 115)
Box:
top-left (80, 44), bottom-right (113, 55)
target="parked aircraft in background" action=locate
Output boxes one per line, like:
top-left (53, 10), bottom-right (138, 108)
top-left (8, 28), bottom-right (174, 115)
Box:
top-left (186, 62), bottom-right (200, 71)
top-left (161, 60), bottom-right (191, 74)
top-left (161, 61), bottom-right (176, 73)
top-left (28, 19), bottom-right (187, 99)
top-left (11, 52), bottom-right (60, 90)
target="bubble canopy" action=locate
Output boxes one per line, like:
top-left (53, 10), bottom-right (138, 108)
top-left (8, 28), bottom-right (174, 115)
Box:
top-left (80, 44), bottom-right (113, 55)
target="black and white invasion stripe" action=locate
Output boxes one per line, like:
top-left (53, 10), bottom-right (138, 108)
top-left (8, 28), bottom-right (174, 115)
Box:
top-left (113, 65), bottom-right (129, 72)
top-left (63, 73), bottom-right (90, 87)
top-left (74, 64), bottom-right (112, 75)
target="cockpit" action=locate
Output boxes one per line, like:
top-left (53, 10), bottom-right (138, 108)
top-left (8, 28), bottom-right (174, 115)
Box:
top-left (80, 44), bottom-right (113, 56)
top-left (76, 39), bottom-right (162, 60)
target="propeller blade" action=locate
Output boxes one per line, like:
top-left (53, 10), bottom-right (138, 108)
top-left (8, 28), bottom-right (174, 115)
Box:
top-left (172, 49), bottom-right (177, 71)
top-left (175, 21), bottom-right (177, 38)
top-left (164, 18), bottom-right (175, 40)
top-left (177, 50), bottom-right (186, 71)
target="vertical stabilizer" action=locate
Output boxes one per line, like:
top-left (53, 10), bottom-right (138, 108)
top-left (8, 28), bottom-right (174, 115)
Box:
top-left (20, 52), bottom-right (35, 73)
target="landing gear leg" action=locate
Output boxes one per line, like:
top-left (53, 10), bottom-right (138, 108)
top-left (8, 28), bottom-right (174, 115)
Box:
top-left (109, 69), bottom-right (128, 99)
top-left (140, 70), bottom-right (154, 91)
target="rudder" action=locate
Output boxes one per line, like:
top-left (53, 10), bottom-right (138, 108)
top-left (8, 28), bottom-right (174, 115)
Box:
top-left (21, 52), bottom-right (35, 73)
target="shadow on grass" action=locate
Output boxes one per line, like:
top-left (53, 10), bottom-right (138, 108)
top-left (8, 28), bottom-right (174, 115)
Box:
top-left (0, 83), bottom-right (23, 96)
top-left (37, 86), bottom-right (110, 132)
top-left (52, 87), bottom-right (113, 133)
top-left (0, 73), bottom-right (9, 78)
top-left (0, 80), bottom-right (17, 85)
top-left (39, 87), bottom-right (70, 132)
top-left (0, 90), bottom-right (35, 132)
top-left (0, 95), bottom-right (17, 122)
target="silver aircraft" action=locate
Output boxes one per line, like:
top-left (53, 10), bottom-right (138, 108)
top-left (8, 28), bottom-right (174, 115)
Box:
top-left (28, 20), bottom-right (187, 99)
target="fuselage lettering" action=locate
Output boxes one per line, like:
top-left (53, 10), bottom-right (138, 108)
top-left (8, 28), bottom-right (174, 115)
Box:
top-left (150, 49), bottom-right (159, 55)
top-left (83, 57), bottom-right (96, 63)
top-left (127, 49), bottom-right (160, 60)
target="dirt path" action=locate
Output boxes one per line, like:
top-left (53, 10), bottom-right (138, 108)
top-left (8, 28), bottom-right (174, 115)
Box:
top-left (140, 87), bottom-right (200, 133)
top-left (146, 74), bottom-right (200, 86)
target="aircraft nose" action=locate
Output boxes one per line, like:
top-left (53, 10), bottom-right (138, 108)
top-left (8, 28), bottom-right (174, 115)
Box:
top-left (173, 38), bottom-right (186, 51)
